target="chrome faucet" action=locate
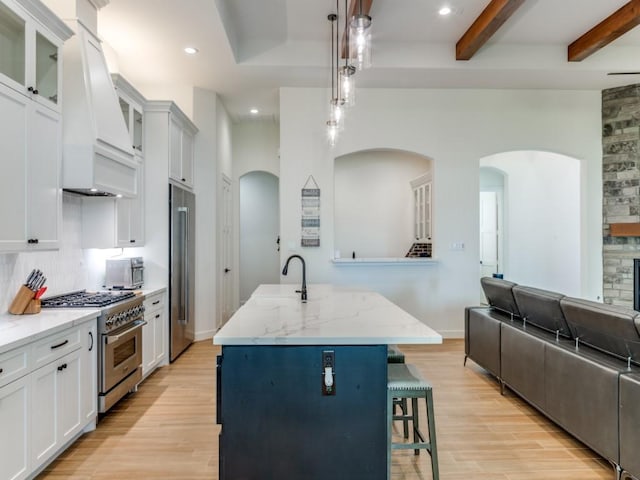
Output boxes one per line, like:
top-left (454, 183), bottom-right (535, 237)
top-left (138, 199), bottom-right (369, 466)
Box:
top-left (282, 254), bottom-right (307, 302)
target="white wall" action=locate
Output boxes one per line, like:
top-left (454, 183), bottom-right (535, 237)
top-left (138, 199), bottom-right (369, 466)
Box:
top-left (192, 88), bottom-right (219, 339)
top-left (334, 149), bottom-right (430, 258)
top-left (239, 171), bottom-right (280, 303)
top-left (232, 119), bottom-right (280, 307)
top-left (279, 88), bottom-right (602, 337)
top-left (481, 151), bottom-right (582, 296)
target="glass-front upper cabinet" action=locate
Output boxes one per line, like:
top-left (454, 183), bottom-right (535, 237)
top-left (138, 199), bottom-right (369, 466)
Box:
top-left (0, 0), bottom-right (71, 111)
top-left (0, 2), bottom-right (26, 85)
top-left (112, 74), bottom-right (146, 160)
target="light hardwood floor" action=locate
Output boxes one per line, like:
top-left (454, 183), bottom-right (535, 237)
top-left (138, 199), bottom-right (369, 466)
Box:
top-left (39, 339), bottom-right (613, 479)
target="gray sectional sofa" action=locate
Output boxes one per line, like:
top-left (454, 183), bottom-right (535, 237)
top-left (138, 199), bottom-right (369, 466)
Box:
top-left (465, 277), bottom-right (640, 480)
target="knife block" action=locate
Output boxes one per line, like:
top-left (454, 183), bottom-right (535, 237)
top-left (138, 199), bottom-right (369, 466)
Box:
top-left (8, 285), bottom-right (37, 315)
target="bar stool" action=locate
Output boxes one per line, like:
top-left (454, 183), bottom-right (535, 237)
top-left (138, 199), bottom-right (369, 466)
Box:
top-left (388, 345), bottom-right (409, 437)
top-left (387, 363), bottom-right (439, 480)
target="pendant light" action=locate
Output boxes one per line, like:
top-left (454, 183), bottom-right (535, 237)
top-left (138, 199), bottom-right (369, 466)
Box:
top-left (350, 0), bottom-right (372, 71)
top-left (327, 13), bottom-right (341, 146)
top-left (340, 0), bottom-right (356, 107)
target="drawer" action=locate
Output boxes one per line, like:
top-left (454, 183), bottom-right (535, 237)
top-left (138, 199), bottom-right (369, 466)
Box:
top-left (32, 327), bottom-right (81, 369)
top-left (0, 345), bottom-right (30, 388)
top-left (144, 293), bottom-right (164, 312)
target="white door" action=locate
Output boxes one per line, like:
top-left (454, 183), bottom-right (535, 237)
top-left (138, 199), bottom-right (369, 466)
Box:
top-left (239, 172), bottom-right (280, 304)
top-left (479, 191), bottom-right (500, 278)
top-left (221, 176), bottom-right (233, 325)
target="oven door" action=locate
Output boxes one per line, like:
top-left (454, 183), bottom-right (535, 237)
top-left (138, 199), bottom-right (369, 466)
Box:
top-left (101, 319), bottom-right (146, 393)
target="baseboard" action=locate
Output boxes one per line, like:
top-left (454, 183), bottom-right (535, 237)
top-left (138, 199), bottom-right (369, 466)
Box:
top-left (438, 329), bottom-right (464, 339)
top-left (195, 330), bottom-right (215, 342)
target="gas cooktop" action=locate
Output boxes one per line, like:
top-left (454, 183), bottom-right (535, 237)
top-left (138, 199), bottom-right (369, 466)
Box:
top-left (40, 290), bottom-right (137, 308)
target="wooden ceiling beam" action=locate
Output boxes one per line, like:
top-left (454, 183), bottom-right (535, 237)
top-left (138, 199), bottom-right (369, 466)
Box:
top-left (456, 0), bottom-right (526, 61)
top-left (340, 0), bottom-right (372, 59)
top-left (568, 0), bottom-right (640, 62)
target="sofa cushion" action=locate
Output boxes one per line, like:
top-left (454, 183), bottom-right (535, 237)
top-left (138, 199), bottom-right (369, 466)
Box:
top-left (512, 285), bottom-right (571, 338)
top-left (480, 277), bottom-right (520, 317)
top-left (560, 297), bottom-right (640, 364)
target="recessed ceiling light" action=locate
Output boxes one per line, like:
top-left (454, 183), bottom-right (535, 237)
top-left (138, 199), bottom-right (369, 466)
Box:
top-left (90, 188), bottom-right (98, 192)
top-left (250, 108), bottom-right (259, 115)
top-left (116, 194), bottom-right (123, 198)
top-left (438, 6), bottom-right (452, 16)
top-left (184, 46), bottom-right (199, 55)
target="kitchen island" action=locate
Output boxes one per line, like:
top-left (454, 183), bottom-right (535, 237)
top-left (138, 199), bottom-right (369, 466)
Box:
top-left (213, 284), bottom-right (441, 480)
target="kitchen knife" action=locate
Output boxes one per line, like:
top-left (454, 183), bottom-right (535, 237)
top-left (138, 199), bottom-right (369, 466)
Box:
top-left (25, 269), bottom-right (37, 287)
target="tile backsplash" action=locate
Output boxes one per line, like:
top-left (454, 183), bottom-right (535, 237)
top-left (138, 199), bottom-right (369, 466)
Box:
top-left (0, 194), bottom-right (143, 313)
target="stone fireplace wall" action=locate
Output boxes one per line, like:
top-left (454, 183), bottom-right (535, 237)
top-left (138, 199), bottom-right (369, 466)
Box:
top-left (602, 84), bottom-right (640, 307)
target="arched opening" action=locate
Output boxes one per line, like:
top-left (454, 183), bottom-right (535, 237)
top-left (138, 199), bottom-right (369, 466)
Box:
top-left (334, 149), bottom-right (432, 258)
top-left (480, 151), bottom-right (581, 296)
top-left (239, 171), bottom-right (280, 304)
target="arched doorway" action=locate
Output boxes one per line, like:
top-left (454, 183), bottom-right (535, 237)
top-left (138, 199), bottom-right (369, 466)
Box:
top-left (239, 171), bottom-right (280, 304)
top-left (480, 151), bottom-right (581, 296)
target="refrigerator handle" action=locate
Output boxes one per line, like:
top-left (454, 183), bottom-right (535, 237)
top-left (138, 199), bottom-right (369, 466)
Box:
top-left (178, 206), bottom-right (189, 324)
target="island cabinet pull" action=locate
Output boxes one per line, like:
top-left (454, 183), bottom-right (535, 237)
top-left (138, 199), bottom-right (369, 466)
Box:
top-left (152, 300), bottom-right (160, 305)
top-left (51, 339), bottom-right (69, 350)
top-left (88, 331), bottom-right (94, 352)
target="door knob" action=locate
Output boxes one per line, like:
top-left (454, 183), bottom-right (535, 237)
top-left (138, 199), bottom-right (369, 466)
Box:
top-left (224, 268), bottom-right (231, 273)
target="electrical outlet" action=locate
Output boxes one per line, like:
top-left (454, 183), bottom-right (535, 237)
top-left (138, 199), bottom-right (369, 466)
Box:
top-left (450, 242), bottom-right (465, 251)
top-left (322, 350), bottom-right (335, 396)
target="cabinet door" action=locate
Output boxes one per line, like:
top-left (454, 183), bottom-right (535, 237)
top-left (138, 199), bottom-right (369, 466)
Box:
top-left (154, 309), bottom-right (166, 364)
top-left (80, 321), bottom-right (97, 424)
top-left (116, 198), bottom-right (132, 247)
top-left (181, 129), bottom-right (194, 186)
top-left (31, 359), bottom-right (58, 467)
top-left (0, 84), bottom-right (28, 251)
top-left (27, 102), bottom-right (60, 249)
top-left (0, 376), bottom-right (29, 480)
top-left (169, 118), bottom-right (182, 181)
top-left (58, 350), bottom-right (82, 443)
top-left (0, 1), bottom-right (26, 91)
top-left (129, 163), bottom-right (144, 245)
top-left (33, 28), bottom-right (61, 110)
top-left (142, 315), bottom-right (156, 376)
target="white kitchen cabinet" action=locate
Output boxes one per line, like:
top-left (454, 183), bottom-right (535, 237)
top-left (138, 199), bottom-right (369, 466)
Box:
top-left (0, 83), bottom-right (61, 252)
top-left (147, 101), bottom-right (198, 189)
top-left (142, 291), bottom-right (166, 377)
top-left (81, 163), bottom-right (145, 248)
top-left (411, 174), bottom-right (432, 242)
top-left (0, 0), bottom-right (70, 253)
top-left (0, 375), bottom-right (29, 480)
top-left (80, 321), bottom-right (97, 427)
top-left (0, 0), bottom-right (71, 113)
top-left (31, 348), bottom-right (82, 468)
top-left (112, 74), bottom-right (145, 161)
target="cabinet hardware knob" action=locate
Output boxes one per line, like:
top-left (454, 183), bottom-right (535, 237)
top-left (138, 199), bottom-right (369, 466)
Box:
top-left (57, 363), bottom-right (67, 371)
top-left (33, 89), bottom-right (39, 95)
top-left (130, 240), bottom-right (136, 243)
top-left (28, 86), bottom-right (33, 92)
top-left (0, 368), bottom-right (3, 374)
top-left (50, 339), bottom-right (69, 350)
top-left (155, 314), bottom-right (160, 319)
top-left (182, 178), bottom-right (186, 182)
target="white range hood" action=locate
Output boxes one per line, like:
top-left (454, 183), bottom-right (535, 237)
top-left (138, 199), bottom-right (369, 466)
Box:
top-left (43, 0), bottom-right (136, 197)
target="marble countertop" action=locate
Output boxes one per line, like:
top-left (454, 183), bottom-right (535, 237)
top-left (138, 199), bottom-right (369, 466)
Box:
top-left (214, 284), bottom-right (443, 346)
top-left (0, 286), bottom-right (167, 355)
top-left (0, 308), bottom-right (100, 354)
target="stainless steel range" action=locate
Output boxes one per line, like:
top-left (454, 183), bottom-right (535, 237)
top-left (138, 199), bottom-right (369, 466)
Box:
top-left (41, 290), bottom-right (146, 413)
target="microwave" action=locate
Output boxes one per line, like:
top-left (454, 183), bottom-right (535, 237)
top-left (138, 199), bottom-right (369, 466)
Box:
top-left (105, 257), bottom-right (144, 290)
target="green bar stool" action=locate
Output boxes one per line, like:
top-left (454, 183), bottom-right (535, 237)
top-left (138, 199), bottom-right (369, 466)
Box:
top-left (387, 363), bottom-right (439, 480)
top-left (387, 344), bottom-right (405, 364)
top-left (388, 345), bottom-right (409, 438)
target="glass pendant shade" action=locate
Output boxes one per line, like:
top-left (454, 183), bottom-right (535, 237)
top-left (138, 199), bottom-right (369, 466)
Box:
top-left (351, 21), bottom-right (372, 71)
top-left (330, 98), bottom-right (345, 129)
top-left (340, 66), bottom-right (356, 107)
top-left (326, 120), bottom-right (339, 147)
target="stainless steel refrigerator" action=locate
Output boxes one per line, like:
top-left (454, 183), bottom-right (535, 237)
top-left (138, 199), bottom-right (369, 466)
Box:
top-left (169, 183), bottom-right (195, 361)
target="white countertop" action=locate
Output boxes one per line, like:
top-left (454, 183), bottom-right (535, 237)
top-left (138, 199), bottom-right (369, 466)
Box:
top-left (214, 284), bottom-right (442, 346)
top-left (0, 286), bottom-right (167, 354)
top-left (0, 308), bottom-right (101, 354)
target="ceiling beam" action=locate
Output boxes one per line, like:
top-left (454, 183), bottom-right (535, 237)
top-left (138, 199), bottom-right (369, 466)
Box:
top-left (568, 0), bottom-right (640, 62)
top-left (341, 0), bottom-right (372, 59)
top-left (456, 0), bottom-right (526, 61)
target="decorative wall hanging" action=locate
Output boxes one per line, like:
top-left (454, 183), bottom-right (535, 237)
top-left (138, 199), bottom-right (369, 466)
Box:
top-left (301, 175), bottom-right (320, 247)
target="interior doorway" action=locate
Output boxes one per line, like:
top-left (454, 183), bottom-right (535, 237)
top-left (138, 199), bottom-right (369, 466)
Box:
top-left (239, 171), bottom-right (280, 304)
top-left (479, 151), bottom-right (581, 297)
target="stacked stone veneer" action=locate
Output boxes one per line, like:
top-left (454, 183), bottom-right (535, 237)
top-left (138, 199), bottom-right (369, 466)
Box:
top-left (603, 85), bottom-right (640, 307)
